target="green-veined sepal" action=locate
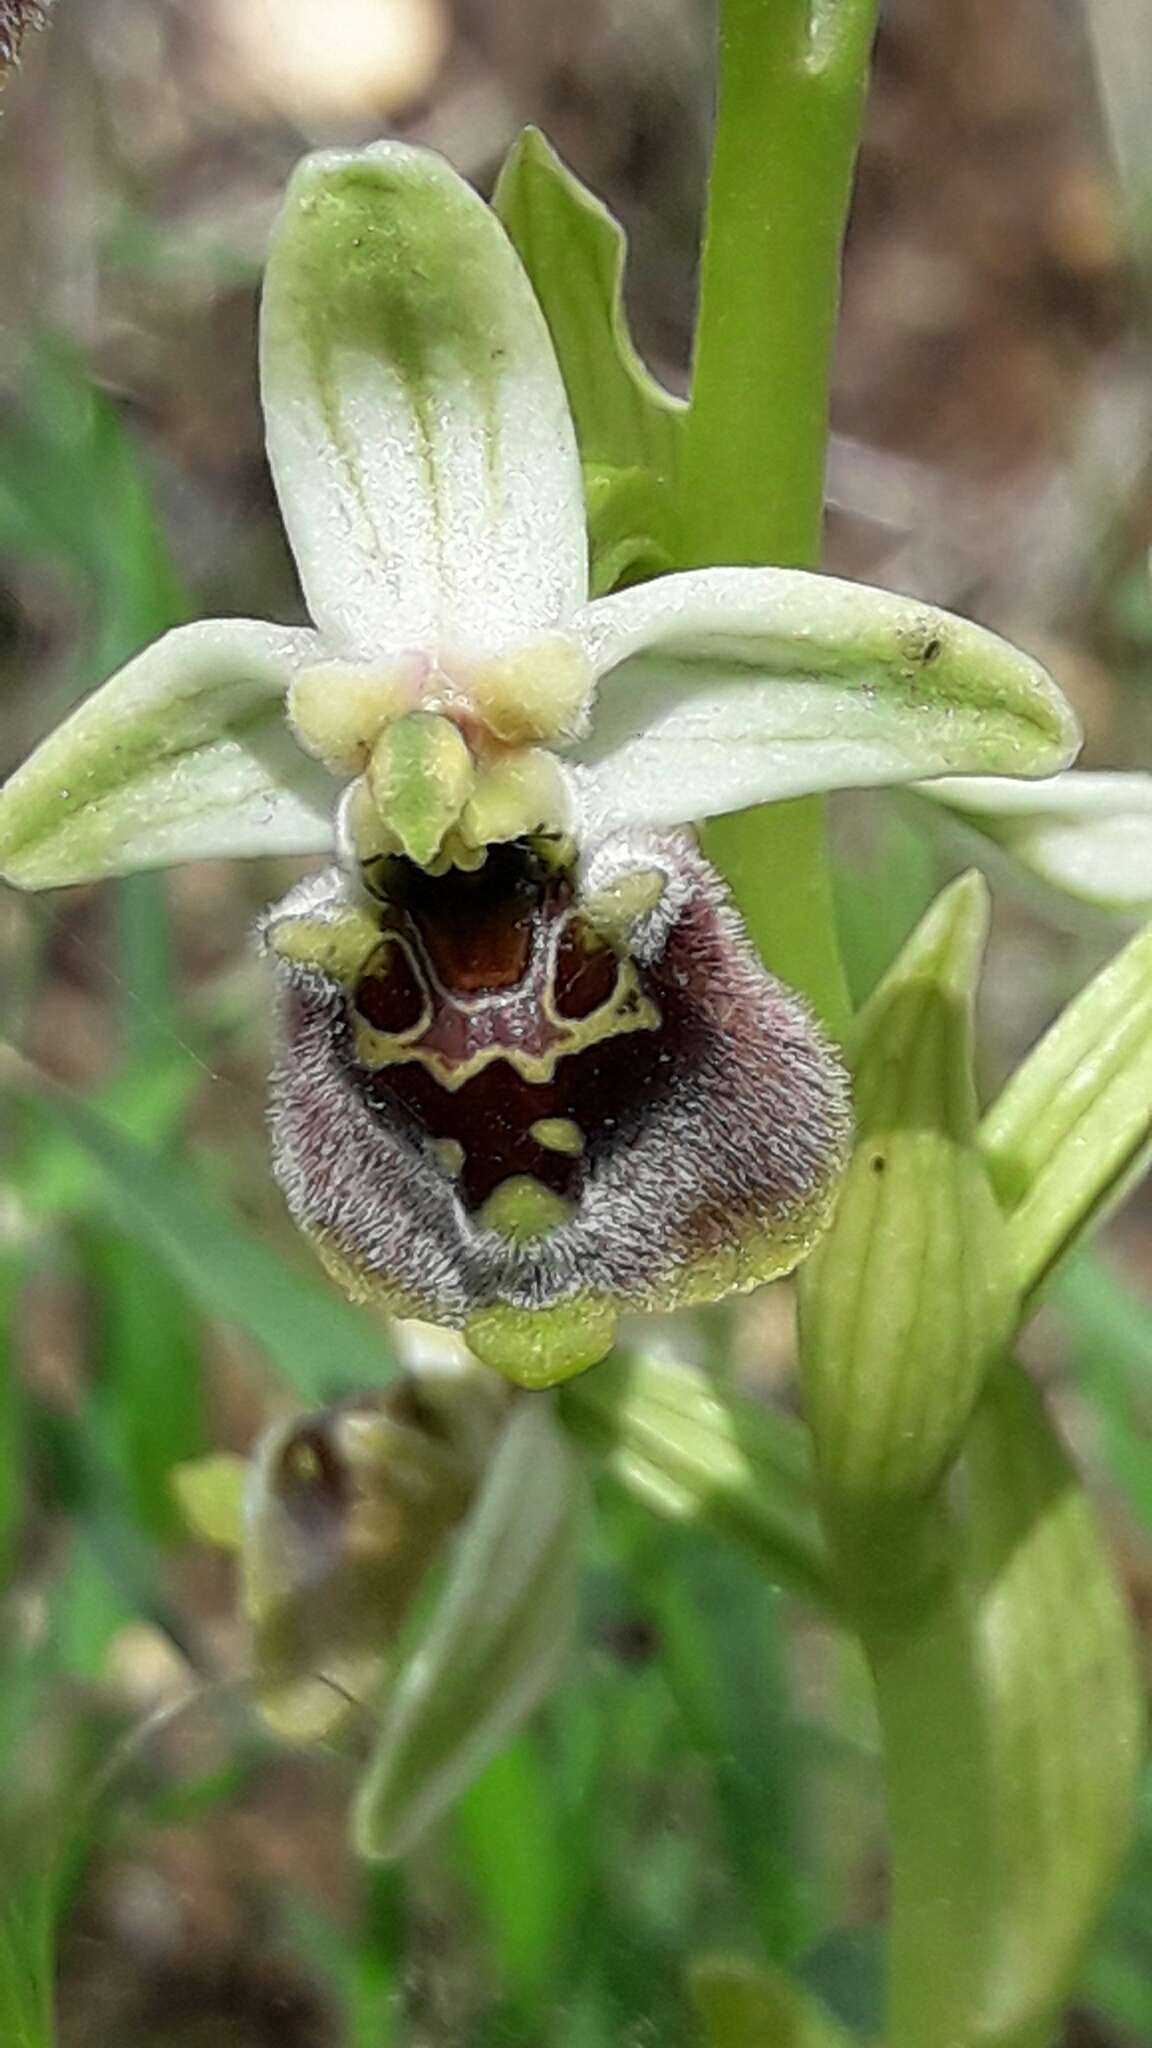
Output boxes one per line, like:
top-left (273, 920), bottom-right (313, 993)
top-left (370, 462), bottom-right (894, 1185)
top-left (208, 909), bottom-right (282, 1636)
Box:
top-left (0, 619), bottom-right (332, 887)
top-left (261, 142), bottom-right (586, 661)
top-left (568, 569), bottom-right (1080, 833)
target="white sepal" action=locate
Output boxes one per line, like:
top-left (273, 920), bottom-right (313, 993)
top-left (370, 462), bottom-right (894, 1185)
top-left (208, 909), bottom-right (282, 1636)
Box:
top-left (919, 771), bottom-right (1152, 916)
top-left (567, 568), bottom-right (1080, 833)
top-left (0, 619), bottom-right (333, 887)
top-left (261, 143), bottom-right (587, 663)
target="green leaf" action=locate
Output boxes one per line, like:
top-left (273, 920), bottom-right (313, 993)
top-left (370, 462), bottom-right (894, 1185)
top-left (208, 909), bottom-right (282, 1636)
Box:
top-left (453, 1737), bottom-right (571, 2019)
top-left (958, 1362), bottom-right (1142, 2040)
top-left (560, 1351), bottom-right (834, 1611)
top-left (2, 1049), bottom-right (396, 1397)
top-left (493, 129), bottom-right (683, 490)
top-left (980, 919), bottom-right (1152, 1299)
top-left (0, 338), bottom-right (188, 680)
top-left (354, 1396), bottom-right (584, 1862)
top-left (0, 619), bottom-right (333, 888)
top-left (0, 1257), bottom-right (25, 1588)
top-left (84, 1224), bottom-right (206, 1544)
top-left (17, 1056), bottom-right (197, 1219)
top-left (637, 1533), bottom-right (815, 1961)
top-left (799, 874), bottom-right (1009, 1511)
top-left (1049, 1251), bottom-right (1152, 1534)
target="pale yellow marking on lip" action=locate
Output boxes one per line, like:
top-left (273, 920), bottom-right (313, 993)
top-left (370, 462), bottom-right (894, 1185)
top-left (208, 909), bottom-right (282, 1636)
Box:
top-left (582, 868), bottom-right (666, 946)
top-left (351, 970), bottom-right (660, 1090)
top-left (475, 1176), bottom-right (573, 1243)
top-left (530, 1117), bottom-right (585, 1157)
top-left (265, 904), bottom-right (382, 987)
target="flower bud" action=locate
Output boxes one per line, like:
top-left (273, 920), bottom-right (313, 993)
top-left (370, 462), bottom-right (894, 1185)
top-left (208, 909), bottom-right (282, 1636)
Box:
top-left (799, 873), bottom-right (1009, 1508)
top-left (242, 1393), bottom-right (475, 1741)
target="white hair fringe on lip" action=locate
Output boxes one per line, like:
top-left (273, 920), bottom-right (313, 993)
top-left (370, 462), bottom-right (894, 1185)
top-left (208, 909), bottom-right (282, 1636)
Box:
top-left (265, 828), bottom-right (851, 1326)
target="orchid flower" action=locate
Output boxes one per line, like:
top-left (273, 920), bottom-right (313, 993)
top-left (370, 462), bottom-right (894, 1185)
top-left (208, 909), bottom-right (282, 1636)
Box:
top-left (182, 1328), bottom-right (584, 1861)
top-left (0, 142), bottom-right (1080, 1386)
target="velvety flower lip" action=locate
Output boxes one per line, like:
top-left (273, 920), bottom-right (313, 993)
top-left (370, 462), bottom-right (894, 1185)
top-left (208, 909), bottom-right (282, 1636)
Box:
top-left (263, 827), bottom-right (852, 1385)
top-left (0, 139), bottom-right (1089, 1384)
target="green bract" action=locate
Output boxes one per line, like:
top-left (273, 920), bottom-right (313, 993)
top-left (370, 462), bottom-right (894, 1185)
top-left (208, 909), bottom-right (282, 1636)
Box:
top-left (354, 1392), bottom-right (584, 1862)
top-left (0, 140), bottom-right (1080, 897)
top-left (800, 873), bottom-right (1008, 1511)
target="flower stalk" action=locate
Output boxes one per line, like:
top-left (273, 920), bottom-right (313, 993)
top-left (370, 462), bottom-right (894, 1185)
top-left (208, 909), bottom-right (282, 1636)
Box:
top-left (683, 0), bottom-right (880, 1029)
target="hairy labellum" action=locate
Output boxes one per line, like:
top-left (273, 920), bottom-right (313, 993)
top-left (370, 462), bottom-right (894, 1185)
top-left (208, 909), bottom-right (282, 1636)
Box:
top-left (265, 831), bottom-right (852, 1385)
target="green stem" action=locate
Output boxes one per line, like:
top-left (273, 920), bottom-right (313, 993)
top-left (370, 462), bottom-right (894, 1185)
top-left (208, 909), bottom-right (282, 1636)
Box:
top-left (683, 0), bottom-right (877, 568)
top-left (838, 1503), bottom-right (997, 2048)
top-left (676, 0), bottom-right (877, 1029)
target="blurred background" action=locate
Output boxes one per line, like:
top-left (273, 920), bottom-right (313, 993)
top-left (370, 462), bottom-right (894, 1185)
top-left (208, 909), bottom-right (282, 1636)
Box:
top-left (2, 1), bottom-right (1152, 2042)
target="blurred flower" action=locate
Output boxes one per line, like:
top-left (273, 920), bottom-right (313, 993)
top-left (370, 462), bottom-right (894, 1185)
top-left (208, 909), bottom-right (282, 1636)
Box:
top-left (211, 0), bottom-right (448, 125)
top-left (181, 1359), bottom-right (584, 1858)
top-left (0, 0), bottom-right (49, 76)
top-left (0, 142), bottom-right (1081, 1381)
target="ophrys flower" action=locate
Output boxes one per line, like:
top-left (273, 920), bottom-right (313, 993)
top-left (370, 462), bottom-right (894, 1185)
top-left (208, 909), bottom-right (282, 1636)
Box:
top-left (0, 142), bottom-right (1081, 1383)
